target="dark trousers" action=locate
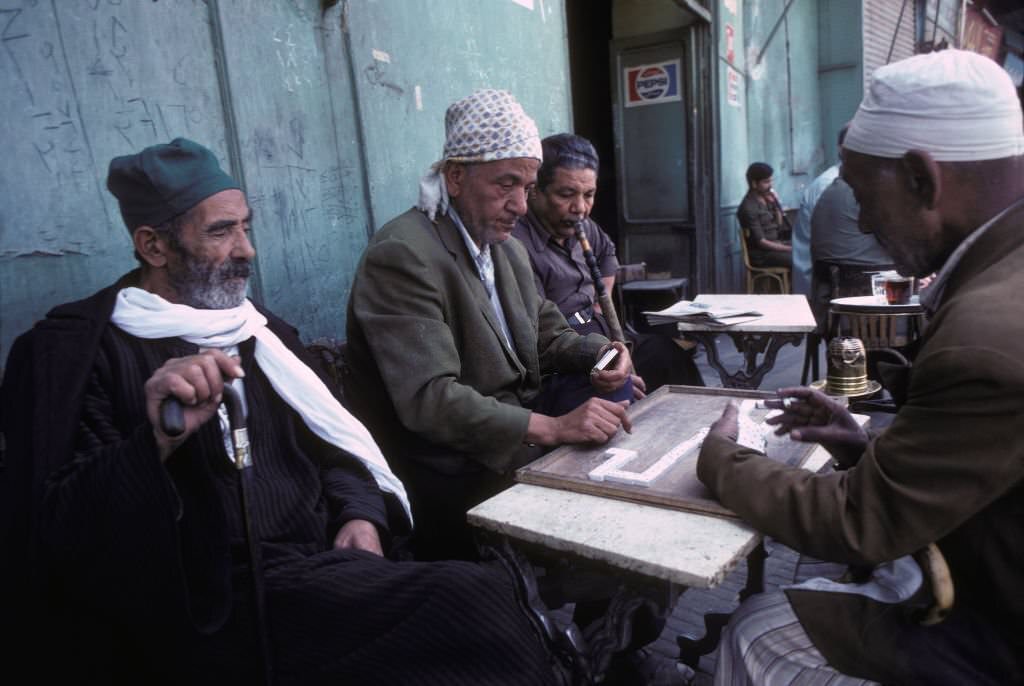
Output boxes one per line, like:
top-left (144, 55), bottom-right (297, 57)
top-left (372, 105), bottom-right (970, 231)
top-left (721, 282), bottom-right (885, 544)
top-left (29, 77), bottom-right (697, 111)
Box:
top-left (750, 248), bottom-right (792, 268)
top-left (571, 315), bottom-right (704, 390)
top-left (392, 455), bottom-right (518, 562)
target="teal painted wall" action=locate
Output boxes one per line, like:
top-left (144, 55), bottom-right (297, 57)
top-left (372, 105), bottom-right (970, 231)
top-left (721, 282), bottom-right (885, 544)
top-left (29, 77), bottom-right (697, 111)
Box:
top-left (0, 0), bottom-right (571, 364)
top-left (715, 0), bottom-right (749, 290)
top-left (713, 0), bottom-right (863, 292)
top-left (819, 0), bottom-right (864, 168)
top-left (342, 0), bottom-right (572, 229)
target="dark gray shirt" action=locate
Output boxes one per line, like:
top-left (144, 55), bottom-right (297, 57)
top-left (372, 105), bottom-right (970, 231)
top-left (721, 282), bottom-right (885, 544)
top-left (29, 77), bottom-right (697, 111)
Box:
top-left (811, 177), bottom-right (892, 266)
top-left (511, 211), bottom-right (619, 318)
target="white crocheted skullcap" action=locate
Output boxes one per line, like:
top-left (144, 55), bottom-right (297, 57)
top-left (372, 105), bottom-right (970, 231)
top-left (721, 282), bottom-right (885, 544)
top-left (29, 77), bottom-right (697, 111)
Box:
top-left (845, 49), bottom-right (1024, 161)
top-left (441, 89), bottom-right (542, 163)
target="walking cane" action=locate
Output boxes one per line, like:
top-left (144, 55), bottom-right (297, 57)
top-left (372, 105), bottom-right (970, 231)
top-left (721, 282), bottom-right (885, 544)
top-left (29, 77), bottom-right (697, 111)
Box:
top-left (162, 389), bottom-right (275, 685)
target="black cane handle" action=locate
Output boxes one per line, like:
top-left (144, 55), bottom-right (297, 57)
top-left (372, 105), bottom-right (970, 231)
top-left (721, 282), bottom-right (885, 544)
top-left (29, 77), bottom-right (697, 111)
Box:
top-left (159, 384), bottom-right (243, 438)
top-left (160, 397), bottom-right (186, 437)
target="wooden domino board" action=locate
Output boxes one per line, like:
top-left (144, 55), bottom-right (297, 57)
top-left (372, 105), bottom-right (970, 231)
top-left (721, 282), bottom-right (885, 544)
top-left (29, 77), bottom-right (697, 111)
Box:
top-left (515, 385), bottom-right (815, 519)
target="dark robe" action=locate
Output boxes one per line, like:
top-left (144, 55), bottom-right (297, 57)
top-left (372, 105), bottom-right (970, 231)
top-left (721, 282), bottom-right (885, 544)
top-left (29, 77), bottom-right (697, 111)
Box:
top-left (0, 273), bottom-right (558, 685)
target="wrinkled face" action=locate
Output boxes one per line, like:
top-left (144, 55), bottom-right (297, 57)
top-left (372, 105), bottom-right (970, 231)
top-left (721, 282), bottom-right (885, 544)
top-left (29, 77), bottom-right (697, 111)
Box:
top-left (446, 157), bottom-right (539, 247)
top-left (841, 150), bottom-right (943, 277)
top-left (164, 189), bottom-right (255, 309)
top-left (530, 166), bottom-right (597, 242)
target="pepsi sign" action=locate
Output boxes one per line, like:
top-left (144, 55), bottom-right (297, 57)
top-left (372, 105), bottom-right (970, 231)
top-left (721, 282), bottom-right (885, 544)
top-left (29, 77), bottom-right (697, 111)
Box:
top-left (624, 59), bottom-right (682, 107)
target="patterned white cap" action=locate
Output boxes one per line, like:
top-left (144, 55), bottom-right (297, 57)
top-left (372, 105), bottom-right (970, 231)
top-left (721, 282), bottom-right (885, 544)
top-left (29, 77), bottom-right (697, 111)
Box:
top-left (417, 89), bottom-right (542, 219)
top-left (442, 89), bottom-right (542, 163)
top-left (845, 50), bottom-right (1024, 162)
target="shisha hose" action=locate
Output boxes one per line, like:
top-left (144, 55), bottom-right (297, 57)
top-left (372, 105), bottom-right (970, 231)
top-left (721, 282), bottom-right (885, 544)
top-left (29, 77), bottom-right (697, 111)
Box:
top-left (573, 221), bottom-right (627, 344)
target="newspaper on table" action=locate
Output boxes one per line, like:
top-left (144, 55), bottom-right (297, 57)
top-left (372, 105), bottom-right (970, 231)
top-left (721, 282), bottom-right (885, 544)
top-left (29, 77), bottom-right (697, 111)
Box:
top-left (644, 299), bottom-right (763, 327)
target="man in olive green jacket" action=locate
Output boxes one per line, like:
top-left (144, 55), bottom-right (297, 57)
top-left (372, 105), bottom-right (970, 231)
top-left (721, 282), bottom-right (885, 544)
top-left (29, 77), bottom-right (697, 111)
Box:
top-left (698, 50), bottom-right (1024, 685)
top-left (346, 90), bottom-right (634, 561)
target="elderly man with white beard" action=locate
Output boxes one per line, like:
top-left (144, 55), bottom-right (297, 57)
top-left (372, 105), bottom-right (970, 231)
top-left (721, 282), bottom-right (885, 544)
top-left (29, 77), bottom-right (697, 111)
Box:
top-left (0, 138), bottom-right (583, 686)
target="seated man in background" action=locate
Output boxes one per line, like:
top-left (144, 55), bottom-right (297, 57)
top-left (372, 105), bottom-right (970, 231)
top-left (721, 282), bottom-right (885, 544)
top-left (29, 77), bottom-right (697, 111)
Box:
top-left (699, 50), bottom-right (1024, 685)
top-left (345, 90), bottom-right (635, 563)
top-left (513, 133), bottom-right (703, 393)
top-left (809, 159), bottom-right (894, 323)
top-left (0, 138), bottom-right (577, 686)
top-left (738, 161), bottom-right (791, 268)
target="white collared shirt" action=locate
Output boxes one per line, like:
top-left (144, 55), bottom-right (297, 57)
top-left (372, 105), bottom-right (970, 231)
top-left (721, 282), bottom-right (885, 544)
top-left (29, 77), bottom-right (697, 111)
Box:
top-left (448, 207), bottom-right (515, 350)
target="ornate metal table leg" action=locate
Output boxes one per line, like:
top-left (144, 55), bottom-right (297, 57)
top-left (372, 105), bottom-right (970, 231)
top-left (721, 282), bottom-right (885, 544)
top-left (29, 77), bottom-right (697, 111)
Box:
top-left (690, 331), bottom-right (804, 389)
top-left (676, 540), bottom-right (768, 669)
top-left (485, 539), bottom-right (595, 685)
top-left (582, 580), bottom-right (680, 679)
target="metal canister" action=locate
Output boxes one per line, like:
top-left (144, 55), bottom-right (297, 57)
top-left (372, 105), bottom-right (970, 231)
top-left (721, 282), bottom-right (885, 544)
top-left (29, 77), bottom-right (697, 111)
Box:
top-left (826, 336), bottom-right (868, 395)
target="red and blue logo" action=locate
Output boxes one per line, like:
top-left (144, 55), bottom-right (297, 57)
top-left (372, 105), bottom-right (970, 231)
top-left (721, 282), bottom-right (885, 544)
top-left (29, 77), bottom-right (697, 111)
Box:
top-left (625, 60), bottom-right (681, 107)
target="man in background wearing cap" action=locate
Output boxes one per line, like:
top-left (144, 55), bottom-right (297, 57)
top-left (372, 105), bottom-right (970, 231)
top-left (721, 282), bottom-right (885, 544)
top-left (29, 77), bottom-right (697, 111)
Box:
top-left (697, 50), bottom-right (1024, 684)
top-left (738, 161), bottom-right (792, 269)
top-left (513, 132), bottom-right (704, 391)
top-left (345, 90), bottom-right (635, 564)
top-left (0, 138), bottom-right (585, 685)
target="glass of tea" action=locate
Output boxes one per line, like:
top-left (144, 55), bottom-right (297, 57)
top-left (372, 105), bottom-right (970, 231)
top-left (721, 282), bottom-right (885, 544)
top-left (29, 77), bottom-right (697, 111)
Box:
top-left (884, 275), bottom-right (914, 305)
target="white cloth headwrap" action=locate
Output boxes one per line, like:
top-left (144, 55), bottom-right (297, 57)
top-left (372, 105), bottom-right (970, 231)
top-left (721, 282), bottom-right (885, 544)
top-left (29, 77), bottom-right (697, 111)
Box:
top-left (110, 287), bottom-right (412, 525)
top-left (845, 49), bottom-right (1024, 162)
top-left (416, 89), bottom-right (543, 220)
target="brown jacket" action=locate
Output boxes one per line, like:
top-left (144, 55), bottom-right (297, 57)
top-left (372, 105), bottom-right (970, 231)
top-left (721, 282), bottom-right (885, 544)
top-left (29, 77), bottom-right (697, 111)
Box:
top-left (699, 207), bottom-right (1024, 682)
top-left (345, 208), bottom-right (606, 475)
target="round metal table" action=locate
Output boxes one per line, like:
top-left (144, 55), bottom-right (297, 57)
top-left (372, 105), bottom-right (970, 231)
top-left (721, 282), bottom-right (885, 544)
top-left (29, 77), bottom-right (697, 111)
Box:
top-left (828, 295), bottom-right (926, 349)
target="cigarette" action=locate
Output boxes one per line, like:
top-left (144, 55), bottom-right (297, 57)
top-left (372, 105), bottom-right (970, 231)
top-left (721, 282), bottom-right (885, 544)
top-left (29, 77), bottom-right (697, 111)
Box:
top-left (757, 397), bottom-right (796, 410)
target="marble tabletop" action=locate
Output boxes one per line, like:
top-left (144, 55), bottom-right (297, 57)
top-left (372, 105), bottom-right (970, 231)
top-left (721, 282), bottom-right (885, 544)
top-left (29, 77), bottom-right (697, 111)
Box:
top-left (468, 442), bottom-right (836, 589)
top-left (673, 294), bottom-right (816, 334)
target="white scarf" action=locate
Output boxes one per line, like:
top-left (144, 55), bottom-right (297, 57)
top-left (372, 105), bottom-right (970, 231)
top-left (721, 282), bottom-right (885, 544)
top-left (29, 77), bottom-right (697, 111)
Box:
top-left (110, 287), bottom-right (412, 525)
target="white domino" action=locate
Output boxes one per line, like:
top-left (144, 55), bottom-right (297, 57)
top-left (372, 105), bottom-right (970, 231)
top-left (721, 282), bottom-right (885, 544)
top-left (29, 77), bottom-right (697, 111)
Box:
top-left (586, 428), bottom-right (710, 488)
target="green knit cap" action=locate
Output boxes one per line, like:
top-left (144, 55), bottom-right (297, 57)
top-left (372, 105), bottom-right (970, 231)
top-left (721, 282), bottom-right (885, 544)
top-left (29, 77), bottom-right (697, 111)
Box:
top-left (107, 138), bottom-right (241, 231)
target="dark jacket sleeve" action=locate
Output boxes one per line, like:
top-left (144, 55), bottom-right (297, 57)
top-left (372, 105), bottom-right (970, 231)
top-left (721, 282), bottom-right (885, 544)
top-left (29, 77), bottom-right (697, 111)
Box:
top-left (40, 345), bottom-right (230, 633)
top-left (264, 305), bottom-right (401, 537)
top-left (293, 419), bottom-right (391, 539)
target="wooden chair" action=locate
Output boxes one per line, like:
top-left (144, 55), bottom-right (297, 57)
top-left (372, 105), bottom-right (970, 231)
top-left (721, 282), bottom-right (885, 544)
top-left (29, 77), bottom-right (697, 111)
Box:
top-left (739, 227), bottom-right (790, 294)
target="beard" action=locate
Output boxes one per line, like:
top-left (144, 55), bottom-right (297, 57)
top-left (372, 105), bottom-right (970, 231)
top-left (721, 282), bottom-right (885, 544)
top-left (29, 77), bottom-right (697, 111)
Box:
top-left (167, 251), bottom-right (252, 310)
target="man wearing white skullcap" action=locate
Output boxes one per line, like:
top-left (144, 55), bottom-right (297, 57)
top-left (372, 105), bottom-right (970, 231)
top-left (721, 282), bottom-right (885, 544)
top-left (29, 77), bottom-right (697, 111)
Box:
top-left (346, 90), bottom-right (635, 564)
top-left (698, 50), bottom-right (1024, 684)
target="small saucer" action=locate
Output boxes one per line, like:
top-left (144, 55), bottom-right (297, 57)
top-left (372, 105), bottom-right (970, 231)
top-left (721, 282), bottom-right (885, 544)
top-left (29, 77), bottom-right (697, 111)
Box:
top-left (810, 379), bottom-right (882, 399)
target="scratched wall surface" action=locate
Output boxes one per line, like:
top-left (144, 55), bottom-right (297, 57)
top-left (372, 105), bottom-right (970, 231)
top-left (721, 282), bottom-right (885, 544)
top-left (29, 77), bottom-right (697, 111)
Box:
top-left (215, 0), bottom-right (373, 335)
top-left (342, 0), bottom-right (571, 229)
top-left (0, 0), bottom-right (572, 363)
top-left (742, 0), bottom-right (823, 207)
top-left (0, 0), bottom-right (229, 362)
